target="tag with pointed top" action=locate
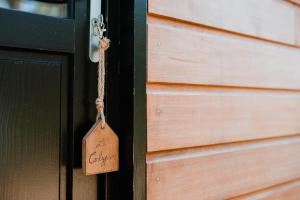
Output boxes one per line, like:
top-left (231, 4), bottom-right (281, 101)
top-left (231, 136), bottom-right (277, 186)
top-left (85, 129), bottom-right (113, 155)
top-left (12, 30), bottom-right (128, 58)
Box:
top-left (82, 121), bottom-right (119, 175)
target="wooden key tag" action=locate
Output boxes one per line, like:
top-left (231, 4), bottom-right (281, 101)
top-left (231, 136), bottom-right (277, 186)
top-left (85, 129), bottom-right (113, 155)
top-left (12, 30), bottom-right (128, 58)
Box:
top-left (82, 120), bottom-right (119, 176)
top-left (82, 21), bottom-right (118, 175)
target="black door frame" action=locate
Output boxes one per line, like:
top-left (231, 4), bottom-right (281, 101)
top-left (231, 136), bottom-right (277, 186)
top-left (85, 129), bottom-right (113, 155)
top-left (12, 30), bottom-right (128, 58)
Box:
top-left (72, 0), bottom-right (147, 199)
top-left (104, 0), bottom-right (147, 199)
top-left (130, 0), bottom-right (147, 199)
top-left (98, 0), bottom-right (147, 199)
top-left (118, 0), bottom-right (147, 199)
top-left (0, 6), bottom-right (74, 53)
top-left (100, 0), bottom-right (147, 199)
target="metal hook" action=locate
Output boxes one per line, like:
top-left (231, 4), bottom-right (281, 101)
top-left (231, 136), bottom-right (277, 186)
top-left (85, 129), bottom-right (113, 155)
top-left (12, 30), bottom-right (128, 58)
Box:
top-left (92, 14), bottom-right (106, 41)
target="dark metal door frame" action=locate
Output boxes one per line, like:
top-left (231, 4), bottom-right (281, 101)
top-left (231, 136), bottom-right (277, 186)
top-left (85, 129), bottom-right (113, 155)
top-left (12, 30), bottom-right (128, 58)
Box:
top-left (90, 0), bottom-right (147, 199)
top-left (102, 0), bottom-right (147, 199)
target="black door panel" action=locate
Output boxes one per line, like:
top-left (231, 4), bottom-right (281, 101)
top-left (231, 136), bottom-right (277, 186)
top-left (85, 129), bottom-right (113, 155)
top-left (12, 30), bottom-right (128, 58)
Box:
top-left (0, 0), bottom-right (126, 199)
top-left (0, 50), bottom-right (67, 200)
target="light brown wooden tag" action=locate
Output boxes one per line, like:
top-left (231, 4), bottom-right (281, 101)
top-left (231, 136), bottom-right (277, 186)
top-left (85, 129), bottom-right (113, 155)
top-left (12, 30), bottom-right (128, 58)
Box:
top-left (82, 121), bottom-right (119, 175)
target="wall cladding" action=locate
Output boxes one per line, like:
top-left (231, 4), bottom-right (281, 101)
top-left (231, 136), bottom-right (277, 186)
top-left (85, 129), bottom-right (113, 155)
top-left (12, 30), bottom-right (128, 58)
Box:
top-left (147, 0), bottom-right (300, 199)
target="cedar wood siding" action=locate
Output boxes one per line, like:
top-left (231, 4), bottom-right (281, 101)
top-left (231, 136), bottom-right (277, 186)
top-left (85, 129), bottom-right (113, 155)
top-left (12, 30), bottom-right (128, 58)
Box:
top-left (146, 0), bottom-right (300, 199)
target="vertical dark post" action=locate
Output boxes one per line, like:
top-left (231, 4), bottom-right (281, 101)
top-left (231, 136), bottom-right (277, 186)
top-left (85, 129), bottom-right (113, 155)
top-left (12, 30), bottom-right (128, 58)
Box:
top-left (133, 0), bottom-right (147, 199)
top-left (102, 0), bottom-right (147, 198)
top-left (119, 0), bottom-right (147, 199)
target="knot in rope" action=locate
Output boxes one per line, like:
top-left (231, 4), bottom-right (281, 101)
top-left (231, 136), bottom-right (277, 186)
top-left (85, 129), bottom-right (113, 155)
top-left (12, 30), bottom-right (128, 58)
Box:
top-left (100, 37), bottom-right (110, 51)
top-left (95, 98), bottom-right (104, 109)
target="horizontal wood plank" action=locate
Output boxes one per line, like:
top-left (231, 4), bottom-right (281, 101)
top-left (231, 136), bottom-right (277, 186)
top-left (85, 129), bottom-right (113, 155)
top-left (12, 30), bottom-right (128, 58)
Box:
top-left (147, 84), bottom-right (300, 151)
top-left (148, 20), bottom-right (300, 90)
top-left (232, 179), bottom-right (300, 200)
top-left (147, 138), bottom-right (300, 200)
top-left (148, 0), bottom-right (300, 46)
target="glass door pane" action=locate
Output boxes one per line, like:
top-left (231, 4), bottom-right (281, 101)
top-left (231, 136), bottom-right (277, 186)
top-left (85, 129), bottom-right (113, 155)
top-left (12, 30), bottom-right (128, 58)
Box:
top-left (0, 0), bottom-right (67, 17)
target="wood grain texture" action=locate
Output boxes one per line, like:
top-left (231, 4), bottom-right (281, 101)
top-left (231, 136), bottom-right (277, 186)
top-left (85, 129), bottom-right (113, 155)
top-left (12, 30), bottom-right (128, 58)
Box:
top-left (82, 121), bottom-right (119, 176)
top-left (147, 1), bottom-right (300, 199)
top-left (148, 20), bottom-right (300, 90)
top-left (232, 179), bottom-right (300, 200)
top-left (147, 137), bottom-right (300, 200)
top-left (148, 0), bottom-right (300, 46)
top-left (148, 84), bottom-right (300, 151)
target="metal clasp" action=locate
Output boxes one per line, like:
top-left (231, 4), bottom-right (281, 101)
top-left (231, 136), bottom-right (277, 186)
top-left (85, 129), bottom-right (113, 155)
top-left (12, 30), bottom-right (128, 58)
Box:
top-left (92, 15), bottom-right (106, 41)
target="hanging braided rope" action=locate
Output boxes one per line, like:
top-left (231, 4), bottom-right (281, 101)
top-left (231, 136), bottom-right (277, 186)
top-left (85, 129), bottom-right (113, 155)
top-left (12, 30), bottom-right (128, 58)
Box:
top-left (95, 37), bottom-right (110, 128)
